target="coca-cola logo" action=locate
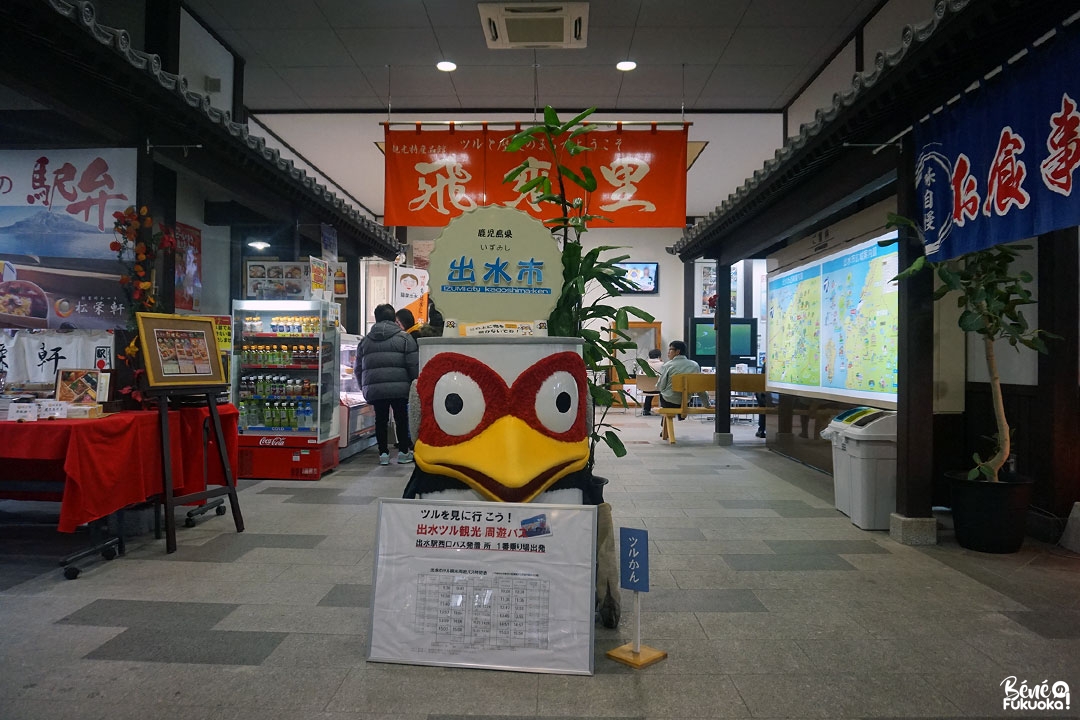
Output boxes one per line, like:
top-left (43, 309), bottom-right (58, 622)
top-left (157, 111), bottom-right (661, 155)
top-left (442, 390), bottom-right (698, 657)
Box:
top-left (259, 436), bottom-right (287, 446)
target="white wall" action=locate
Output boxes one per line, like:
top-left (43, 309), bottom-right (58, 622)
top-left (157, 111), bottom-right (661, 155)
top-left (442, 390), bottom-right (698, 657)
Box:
top-left (581, 227), bottom-right (686, 349)
top-left (175, 176), bottom-right (231, 316)
top-left (964, 240), bottom-right (1040, 387)
top-left (180, 8), bottom-right (235, 117)
top-left (787, 40), bottom-right (856, 139)
top-left (786, 0), bottom-right (938, 139)
top-left (863, 0), bottom-right (937, 67)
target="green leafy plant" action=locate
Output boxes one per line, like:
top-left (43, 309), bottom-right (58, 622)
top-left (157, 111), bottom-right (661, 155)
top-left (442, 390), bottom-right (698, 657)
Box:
top-left (504, 107), bottom-right (656, 459)
top-left (887, 213), bottom-right (1057, 481)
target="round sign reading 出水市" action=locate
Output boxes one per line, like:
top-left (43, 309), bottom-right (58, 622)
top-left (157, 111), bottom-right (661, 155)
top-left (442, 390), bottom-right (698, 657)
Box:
top-left (428, 205), bottom-right (562, 325)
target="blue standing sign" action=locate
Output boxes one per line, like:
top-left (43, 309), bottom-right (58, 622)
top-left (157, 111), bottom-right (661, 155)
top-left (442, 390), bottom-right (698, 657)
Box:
top-left (619, 527), bottom-right (649, 592)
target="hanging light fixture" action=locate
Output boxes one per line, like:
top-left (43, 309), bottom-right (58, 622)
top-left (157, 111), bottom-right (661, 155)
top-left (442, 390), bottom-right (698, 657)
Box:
top-left (247, 240), bottom-right (270, 250)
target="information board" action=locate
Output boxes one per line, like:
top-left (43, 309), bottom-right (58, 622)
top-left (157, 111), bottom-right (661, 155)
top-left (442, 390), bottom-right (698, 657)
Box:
top-left (368, 499), bottom-right (596, 675)
top-left (766, 232), bottom-right (898, 406)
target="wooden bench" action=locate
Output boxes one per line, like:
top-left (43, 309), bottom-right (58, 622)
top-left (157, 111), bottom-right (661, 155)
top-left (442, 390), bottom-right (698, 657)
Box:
top-left (656, 373), bottom-right (776, 444)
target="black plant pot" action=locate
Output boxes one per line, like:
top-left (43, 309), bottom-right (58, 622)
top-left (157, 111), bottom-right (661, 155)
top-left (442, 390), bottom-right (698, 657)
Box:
top-left (947, 471), bottom-right (1033, 553)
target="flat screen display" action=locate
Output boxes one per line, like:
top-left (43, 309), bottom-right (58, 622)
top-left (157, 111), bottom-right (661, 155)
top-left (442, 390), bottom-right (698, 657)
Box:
top-left (691, 317), bottom-right (757, 366)
top-left (613, 262), bottom-right (659, 294)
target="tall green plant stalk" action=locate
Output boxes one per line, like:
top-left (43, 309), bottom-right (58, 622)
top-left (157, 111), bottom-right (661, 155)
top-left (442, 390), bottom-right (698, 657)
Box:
top-left (888, 213), bottom-right (1057, 481)
top-left (504, 107), bottom-right (655, 459)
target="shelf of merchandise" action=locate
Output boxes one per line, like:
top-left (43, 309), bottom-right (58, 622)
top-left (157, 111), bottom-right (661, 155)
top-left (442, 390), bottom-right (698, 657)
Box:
top-left (232, 299), bottom-right (340, 479)
top-left (338, 332), bottom-right (377, 459)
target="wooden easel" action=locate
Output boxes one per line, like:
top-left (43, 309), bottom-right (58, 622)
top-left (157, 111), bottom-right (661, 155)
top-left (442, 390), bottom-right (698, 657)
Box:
top-left (149, 386), bottom-right (245, 553)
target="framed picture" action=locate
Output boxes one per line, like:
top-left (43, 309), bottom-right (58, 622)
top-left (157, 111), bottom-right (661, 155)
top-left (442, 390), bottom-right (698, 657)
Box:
top-left (135, 313), bottom-right (227, 388)
top-left (55, 368), bottom-right (110, 404)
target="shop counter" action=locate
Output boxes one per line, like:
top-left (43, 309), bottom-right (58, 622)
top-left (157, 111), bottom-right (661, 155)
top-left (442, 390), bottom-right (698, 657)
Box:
top-left (0, 405), bottom-right (238, 532)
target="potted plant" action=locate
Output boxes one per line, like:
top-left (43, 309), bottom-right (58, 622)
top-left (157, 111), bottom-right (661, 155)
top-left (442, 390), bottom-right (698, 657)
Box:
top-left (504, 108), bottom-right (656, 628)
top-left (889, 213), bottom-right (1057, 552)
top-left (504, 107), bottom-right (656, 461)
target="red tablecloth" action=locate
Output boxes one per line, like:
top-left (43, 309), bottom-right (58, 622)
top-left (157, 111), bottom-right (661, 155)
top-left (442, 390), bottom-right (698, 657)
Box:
top-left (0, 405), bottom-right (238, 532)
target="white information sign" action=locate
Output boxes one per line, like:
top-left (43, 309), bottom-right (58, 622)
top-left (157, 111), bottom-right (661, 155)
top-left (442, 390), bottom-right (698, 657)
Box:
top-left (427, 205), bottom-right (562, 324)
top-left (368, 498), bottom-right (596, 675)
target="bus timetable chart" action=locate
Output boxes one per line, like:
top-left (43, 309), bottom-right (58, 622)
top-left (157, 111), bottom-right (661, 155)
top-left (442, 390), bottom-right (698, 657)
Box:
top-left (414, 573), bottom-right (550, 648)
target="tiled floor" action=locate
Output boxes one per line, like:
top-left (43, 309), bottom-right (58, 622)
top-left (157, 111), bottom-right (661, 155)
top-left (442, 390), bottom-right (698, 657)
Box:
top-left (1, 411), bottom-right (1079, 719)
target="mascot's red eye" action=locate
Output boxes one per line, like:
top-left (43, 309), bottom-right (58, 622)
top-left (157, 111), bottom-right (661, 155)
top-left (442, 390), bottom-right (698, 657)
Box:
top-left (432, 371), bottom-right (486, 436)
top-left (533, 370), bottom-right (579, 434)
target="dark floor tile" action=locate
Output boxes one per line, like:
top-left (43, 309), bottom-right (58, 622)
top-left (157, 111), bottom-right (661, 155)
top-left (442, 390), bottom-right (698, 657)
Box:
top-left (723, 554), bottom-right (856, 571)
top-left (256, 487), bottom-right (375, 505)
top-left (766, 540), bottom-right (890, 555)
top-left (85, 626), bottom-right (288, 665)
top-left (0, 518), bottom-right (113, 589)
top-left (0, 563), bottom-right (52, 591)
top-left (158, 533), bottom-right (327, 563)
top-left (317, 584), bottom-right (372, 608)
top-left (771, 504), bottom-right (842, 518)
top-left (1001, 609), bottom-right (1080, 639)
top-left (58, 599), bottom-right (237, 630)
top-left (628, 588), bottom-right (767, 612)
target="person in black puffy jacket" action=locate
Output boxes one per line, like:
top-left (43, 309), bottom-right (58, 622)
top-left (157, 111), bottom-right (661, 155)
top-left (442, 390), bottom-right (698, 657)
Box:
top-left (356, 304), bottom-right (419, 465)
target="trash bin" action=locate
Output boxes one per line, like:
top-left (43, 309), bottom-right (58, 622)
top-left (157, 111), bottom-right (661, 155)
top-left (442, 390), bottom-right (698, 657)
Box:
top-left (821, 407), bottom-right (882, 517)
top-left (844, 411), bottom-right (897, 530)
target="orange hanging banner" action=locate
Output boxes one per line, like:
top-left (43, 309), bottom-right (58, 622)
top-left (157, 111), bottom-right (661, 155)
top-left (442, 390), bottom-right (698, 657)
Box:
top-left (383, 126), bottom-right (488, 227)
top-left (384, 124), bottom-right (687, 228)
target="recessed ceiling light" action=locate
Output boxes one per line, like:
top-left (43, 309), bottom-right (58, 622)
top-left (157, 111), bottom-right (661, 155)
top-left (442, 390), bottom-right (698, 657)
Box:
top-left (247, 240), bottom-right (270, 250)
top-left (616, 60), bottom-right (637, 71)
top-left (437, 60), bottom-right (457, 72)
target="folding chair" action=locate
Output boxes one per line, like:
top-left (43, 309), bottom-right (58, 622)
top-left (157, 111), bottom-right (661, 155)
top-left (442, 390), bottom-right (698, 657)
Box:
top-left (634, 374), bottom-right (660, 416)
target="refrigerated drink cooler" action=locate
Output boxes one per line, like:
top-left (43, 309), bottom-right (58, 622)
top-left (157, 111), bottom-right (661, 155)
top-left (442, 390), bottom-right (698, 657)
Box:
top-left (232, 299), bottom-right (341, 479)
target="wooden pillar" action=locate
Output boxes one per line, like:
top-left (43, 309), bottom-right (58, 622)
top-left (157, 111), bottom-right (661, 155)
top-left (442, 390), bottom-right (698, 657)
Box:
top-left (714, 263), bottom-right (731, 436)
top-left (1035, 227), bottom-right (1080, 521)
top-left (895, 134), bottom-right (935, 518)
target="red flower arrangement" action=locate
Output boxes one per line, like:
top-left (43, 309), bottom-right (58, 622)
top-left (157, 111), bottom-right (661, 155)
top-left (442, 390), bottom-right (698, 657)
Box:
top-left (111, 205), bottom-right (176, 328)
top-left (111, 206), bottom-right (176, 404)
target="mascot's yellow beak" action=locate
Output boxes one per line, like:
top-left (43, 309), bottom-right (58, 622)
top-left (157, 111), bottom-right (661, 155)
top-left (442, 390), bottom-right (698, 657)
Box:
top-left (415, 415), bottom-right (589, 503)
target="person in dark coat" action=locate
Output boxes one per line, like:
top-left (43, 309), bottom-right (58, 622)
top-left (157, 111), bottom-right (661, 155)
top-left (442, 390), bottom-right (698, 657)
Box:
top-left (357, 303), bottom-right (419, 465)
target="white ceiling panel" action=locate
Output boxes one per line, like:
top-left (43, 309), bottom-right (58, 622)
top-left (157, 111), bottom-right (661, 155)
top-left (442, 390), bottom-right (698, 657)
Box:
top-left (337, 27), bottom-right (441, 66)
top-left (425, 0), bottom-right (497, 29)
top-left (628, 27), bottom-right (735, 65)
top-left (617, 63), bottom-right (711, 98)
top-left (740, 0), bottom-right (866, 27)
top-left (636, 0), bottom-right (752, 28)
top-left (316, 0), bottom-right (430, 28)
top-left (449, 66), bottom-right (538, 94)
top-left (205, 0), bottom-right (327, 30)
top-left (718, 26), bottom-right (834, 65)
top-left (238, 29), bottom-right (355, 67)
top-left (244, 67), bottom-right (308, 109)
top-left (279, 67), bottom-right (377, 100)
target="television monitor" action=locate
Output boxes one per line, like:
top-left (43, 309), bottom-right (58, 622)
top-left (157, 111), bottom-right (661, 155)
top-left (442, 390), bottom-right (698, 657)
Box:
top-left (613, 262), bottom-right (659, 294)
top-left (690, 317), bottom-right (757, 367)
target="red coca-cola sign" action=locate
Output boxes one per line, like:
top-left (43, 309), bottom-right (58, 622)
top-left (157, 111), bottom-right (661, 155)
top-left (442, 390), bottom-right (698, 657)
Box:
top-left (259, 436), bottom-right (287, 447)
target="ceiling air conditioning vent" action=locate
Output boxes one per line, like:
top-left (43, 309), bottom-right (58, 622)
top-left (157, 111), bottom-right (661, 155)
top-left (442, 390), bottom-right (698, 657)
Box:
top-left (478, 2), bottom-right (589, 49)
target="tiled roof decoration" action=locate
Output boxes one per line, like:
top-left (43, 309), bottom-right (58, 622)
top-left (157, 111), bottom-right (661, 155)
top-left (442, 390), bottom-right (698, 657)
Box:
top-left (46, 0), bottom-right (397, 254)
top-left (674, 0), bottom-right (971, 259)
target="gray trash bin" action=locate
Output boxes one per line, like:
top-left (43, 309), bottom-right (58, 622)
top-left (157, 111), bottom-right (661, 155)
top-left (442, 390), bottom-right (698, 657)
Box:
top-left (843, 411), bottom-right (897, 530)
top-left (821, 407), bottom-right (883, 518)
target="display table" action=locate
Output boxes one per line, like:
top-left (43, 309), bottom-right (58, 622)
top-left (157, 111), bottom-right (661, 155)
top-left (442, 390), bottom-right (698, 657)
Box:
top-left (0, 405), bottom-right (239, 533)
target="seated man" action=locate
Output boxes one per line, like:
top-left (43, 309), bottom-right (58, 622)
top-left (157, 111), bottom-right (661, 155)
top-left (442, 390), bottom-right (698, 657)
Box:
top-left (655, 340), bottom-right (700, 436)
